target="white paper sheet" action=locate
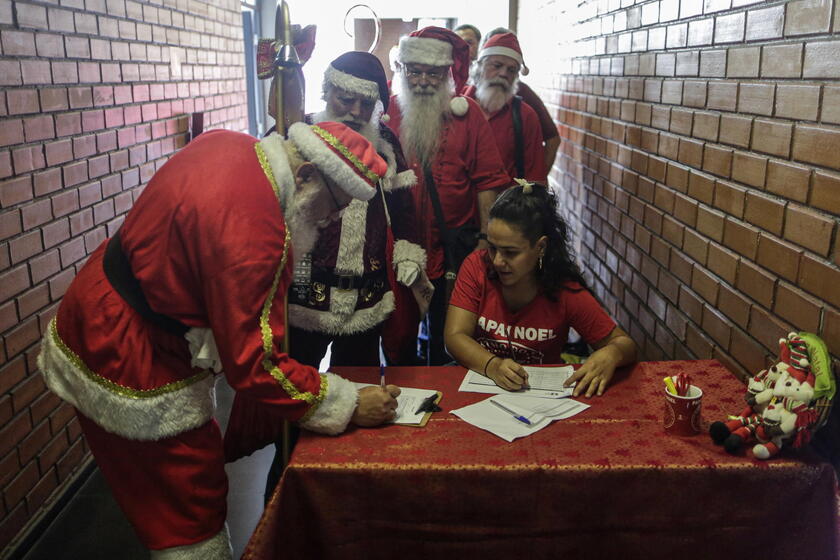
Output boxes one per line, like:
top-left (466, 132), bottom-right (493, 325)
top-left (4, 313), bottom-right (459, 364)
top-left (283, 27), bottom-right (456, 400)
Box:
top-left (458, 365), bottom-right (576, 398)
top-left (353, 383), bottom-right (438, 425)
top-left (450, 394), bottom-right (589, 442)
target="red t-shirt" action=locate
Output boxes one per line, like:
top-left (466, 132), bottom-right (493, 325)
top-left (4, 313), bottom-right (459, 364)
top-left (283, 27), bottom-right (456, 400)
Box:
top-left (449, 251), bottom-right (617, 364)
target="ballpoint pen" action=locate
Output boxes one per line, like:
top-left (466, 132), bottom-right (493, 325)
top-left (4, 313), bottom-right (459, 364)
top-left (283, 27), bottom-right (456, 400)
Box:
top-left (490, 400), bottom-right (532, 425)
top-left (380, 364), bottom-right (385, 388)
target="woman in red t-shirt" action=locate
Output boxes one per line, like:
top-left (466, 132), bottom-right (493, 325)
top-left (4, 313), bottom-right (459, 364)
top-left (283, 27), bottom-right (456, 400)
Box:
top-left (444, 182), bottom-right (637, 397)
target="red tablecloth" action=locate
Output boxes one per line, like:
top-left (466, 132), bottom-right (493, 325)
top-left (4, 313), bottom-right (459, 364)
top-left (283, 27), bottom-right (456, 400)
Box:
top-left (243, 360), bottom-right (839, 559)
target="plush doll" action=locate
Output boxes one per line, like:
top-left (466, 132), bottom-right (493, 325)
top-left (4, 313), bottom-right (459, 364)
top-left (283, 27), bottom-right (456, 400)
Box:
top-left (709, 348), bottom-right (787, 452)
top-left (710, 332), bottom-right (835, 459)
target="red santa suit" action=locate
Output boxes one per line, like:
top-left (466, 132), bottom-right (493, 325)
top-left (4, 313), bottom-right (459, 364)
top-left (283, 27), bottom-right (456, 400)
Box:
top-left (463, 85), bottom-right (547, 183)
top-left (385, 95), bottom-right (510, 281)
top-left (38, 127), bottom-right (371, 557)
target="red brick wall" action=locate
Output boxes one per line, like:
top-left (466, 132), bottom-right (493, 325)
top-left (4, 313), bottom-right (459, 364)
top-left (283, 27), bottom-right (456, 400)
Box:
top-left (0, 0), bottom-right (248, 549)
top-left (519, 0), bottom-right (839, 376)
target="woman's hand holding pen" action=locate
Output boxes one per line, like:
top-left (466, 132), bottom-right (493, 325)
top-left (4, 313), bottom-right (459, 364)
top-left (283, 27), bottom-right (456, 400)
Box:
top-left (486, 357), bottom-right (529, 391)
top-left (352, 385), bottom-right (401, 427)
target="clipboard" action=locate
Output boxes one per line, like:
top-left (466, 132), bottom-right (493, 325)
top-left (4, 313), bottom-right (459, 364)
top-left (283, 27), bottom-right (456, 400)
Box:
top-left (399, 391), bottom-right (443, 428)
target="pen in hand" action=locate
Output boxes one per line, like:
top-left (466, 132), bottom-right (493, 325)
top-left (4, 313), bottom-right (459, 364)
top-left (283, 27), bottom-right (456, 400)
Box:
top-left (490, 400), bottom-right (532, 426)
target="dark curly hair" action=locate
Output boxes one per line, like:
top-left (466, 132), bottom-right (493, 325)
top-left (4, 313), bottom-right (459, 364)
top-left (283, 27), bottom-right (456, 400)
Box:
top-left (487, 183), bottom-right (587, 298)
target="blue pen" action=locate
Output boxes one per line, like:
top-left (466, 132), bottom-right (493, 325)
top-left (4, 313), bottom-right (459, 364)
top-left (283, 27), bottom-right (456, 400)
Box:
top-left (490, 400), bottom-right (532, 425)
top-left (380, 364), bottom-right (385, 388)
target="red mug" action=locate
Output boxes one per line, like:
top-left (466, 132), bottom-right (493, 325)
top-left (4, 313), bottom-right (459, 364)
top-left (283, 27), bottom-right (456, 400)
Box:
top-left (663, 384), bottom-right (702, 436)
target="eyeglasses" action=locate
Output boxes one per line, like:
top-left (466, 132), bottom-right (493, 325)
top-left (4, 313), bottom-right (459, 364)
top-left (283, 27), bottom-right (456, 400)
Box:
top-left (404, 66), bottom-right (447, 82)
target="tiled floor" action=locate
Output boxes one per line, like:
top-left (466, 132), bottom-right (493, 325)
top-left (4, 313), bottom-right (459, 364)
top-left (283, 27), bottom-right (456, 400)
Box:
top-left (20, 378), bottom-right (278, 560)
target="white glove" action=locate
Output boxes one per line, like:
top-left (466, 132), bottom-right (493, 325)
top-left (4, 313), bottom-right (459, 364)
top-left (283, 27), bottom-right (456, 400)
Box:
top-left (396, 261), bottom-right (421, 287)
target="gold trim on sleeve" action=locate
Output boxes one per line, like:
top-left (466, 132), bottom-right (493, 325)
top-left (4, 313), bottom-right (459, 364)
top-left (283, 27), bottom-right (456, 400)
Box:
top-left (254, 144), bottom-right (328, 411)
top-left (311, 125), bottom-right (381, 184)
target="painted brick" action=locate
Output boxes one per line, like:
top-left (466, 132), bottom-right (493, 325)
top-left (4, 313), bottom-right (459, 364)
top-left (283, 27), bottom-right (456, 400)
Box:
top-left (798, 253), bottom-right (840, 308)
top-left (804, 40), bottom-right (840, 78)
top-left (729, 327), bottom-right (769, 376)
top-left (775, 84), bottom-right (820, 121)
top-left (727, 46), bottom-right (760, 78)
top-left (731, 151), bottom-right (766, 188)
top-left (746, 4), bottom-right (785, 40)
top-left (718, 114), bottom-right (752, 148)
top-left (765, 160), bottom-right (811, 203)
top-left (811, 170), bottom-right (840, 215)
top-left (0, 176), bottom-right (33, 208)
top-left (6, 90), bottom-right (40, 116)
top-left (774, 282), bottom-right (822, 333)
top-left (784, 203), bottom-right (835, 256)
top-left (703, 145), bottom-right (733, 178)
top-left (760, 43), bottom-right (804, 79)
top-left (822, 86), bottom-right (840, 124)
top-left (744, 191), bottom-right (785, 236)
top-left (707, 82), bottom-right (737, 111)
top-left (715, 12), bottom-right (745, 43)
top-left (738, 83), bottom-right (774, 116)
top-left (757, 234), bottom-right (801, 282)
top-left (688, 172), bottom-right (715, 205)
top-left (737, 260), bottom-right (775, 307)
top-left (751, 119), bottom-right (792, 158)
top-left (792, 124), bottom-right (840, 171)
top-left (723, 218), bottom-right (760, 259)
top-left (785, 0), bottom-right (833, 35)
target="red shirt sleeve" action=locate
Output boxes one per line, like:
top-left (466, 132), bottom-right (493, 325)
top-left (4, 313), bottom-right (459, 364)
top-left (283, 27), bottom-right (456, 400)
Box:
top-left (561, 285), bottom-right (617, 346)
top-left (448, 251), bottom-right (486, 314)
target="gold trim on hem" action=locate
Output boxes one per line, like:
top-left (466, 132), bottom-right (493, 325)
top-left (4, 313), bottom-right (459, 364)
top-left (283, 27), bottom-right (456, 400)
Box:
top-left (48, 318), bottom-right (211, 399)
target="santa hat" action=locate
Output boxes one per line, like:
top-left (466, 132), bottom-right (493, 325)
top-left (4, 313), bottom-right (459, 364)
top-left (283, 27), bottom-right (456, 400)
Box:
top-left (398, 26), bottom-right (470, 116)
top-left (287, 121), bottom-right (386, 201)
top-left (324, 51), bottom-right (391, 114)
top-left (779, 333), bottom-right (813, 387)
top-left (478, 32), bottom-right (529, 76)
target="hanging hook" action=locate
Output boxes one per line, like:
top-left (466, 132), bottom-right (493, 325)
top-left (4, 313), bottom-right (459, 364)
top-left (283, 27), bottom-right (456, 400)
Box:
top-left (343, 4), bottom-right (381, 53)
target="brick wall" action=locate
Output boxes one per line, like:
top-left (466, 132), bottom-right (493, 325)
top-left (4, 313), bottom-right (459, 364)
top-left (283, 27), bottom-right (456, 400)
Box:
top-left (0, 0), bottom-right (248, 550)
top-left (519, 0), bottom-right (839, 376)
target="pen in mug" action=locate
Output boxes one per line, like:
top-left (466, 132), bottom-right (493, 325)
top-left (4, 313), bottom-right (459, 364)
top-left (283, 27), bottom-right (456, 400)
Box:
top-left (380, 364), bottom-right (385, 388)
top-left (490, 400), bottom-right (532, 425)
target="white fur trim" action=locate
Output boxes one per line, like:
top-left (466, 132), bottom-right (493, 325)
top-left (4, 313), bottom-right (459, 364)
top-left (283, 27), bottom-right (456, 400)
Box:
top-left (479, 46), bottom-right (524, 67)
top-left (335, 199), bottom-right (367, 275)
top-left (298, 372), bottom-right (357, 435)
top-left (39, 319), bottom-right (216, 441)
top-left (392, 239), bottom-right (426, 269)
top-left (450, 96), bottom-right (469, 117)
top-left (324, 66), bottom-right (380, 99)
top-left (399, 36), bottom-right (453, 67)
top-left (289, 291), bottom-right (395, 335)
top-left (257, 134), bottom-right (294, 212)
top-left (150, 525), bottom-right (232, 560)
top-left (288, 122), bottom-right (376, 202)
top-left (390, 170), bottom-right (417, 190)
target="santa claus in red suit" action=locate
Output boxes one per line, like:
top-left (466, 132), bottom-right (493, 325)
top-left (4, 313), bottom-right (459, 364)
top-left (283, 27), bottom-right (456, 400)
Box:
top-left (38, 121), bottom-right (401, 558)
top-left (385, 26), bottom-right (511, 365)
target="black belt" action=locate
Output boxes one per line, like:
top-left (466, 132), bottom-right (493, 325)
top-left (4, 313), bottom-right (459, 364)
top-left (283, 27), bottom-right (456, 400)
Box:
top-left (308, 268), bottom-right (386, 291)
top-left (103, 230), bottom-right (189, 336)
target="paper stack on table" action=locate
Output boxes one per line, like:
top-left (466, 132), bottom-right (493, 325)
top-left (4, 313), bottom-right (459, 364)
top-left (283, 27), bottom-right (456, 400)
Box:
top-left (353, 383), bottom-right (438, 425)
top-left (459, 365), bottom-right (576, 398)
top-left (451, 394), bottom-right (590, 442)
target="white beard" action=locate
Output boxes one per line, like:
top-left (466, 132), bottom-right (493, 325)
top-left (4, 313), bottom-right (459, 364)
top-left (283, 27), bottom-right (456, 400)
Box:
top-left (311, 107), bottom-right (382, 147)
top-left (395, 74), bottom-right (454, 169)
top-left (283, 189), bottom-right (320, 267)
top-left (475, 77), bottom-right (517, 114)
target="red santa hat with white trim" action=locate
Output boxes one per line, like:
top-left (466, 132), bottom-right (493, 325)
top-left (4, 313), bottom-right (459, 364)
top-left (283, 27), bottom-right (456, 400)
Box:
top-left (397, 26), bottom-right (471, 116)
top-left (478, 31), bottom-right (529, 76)
top-left (779, 332), bottom-right (814, 388)
top-left (287, 121), bottom-right (387, 201)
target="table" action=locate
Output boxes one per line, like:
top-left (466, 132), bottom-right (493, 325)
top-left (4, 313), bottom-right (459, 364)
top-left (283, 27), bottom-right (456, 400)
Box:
top-left (243, 361), bottom-right (839, 559)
